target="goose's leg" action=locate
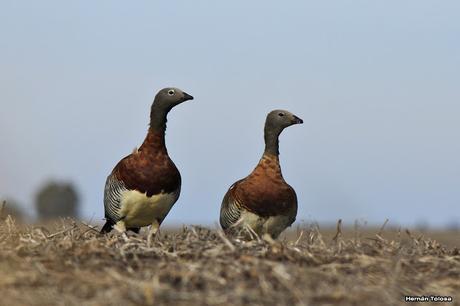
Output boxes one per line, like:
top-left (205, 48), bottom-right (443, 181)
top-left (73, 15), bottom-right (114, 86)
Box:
top-left (114, 221), bottom-right (129, 241)
top-left (147, 220), bottom-right (160, 248)
top-left (245, 224), bottom-right (261, 241)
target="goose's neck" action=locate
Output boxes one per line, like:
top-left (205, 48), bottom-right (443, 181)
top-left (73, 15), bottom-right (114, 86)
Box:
top-left (264, 127), bottom-right (281, 156)
top-left (139, 127), bottom-right (167, 154)
top-left (149, 103), bottom-right (169, 131)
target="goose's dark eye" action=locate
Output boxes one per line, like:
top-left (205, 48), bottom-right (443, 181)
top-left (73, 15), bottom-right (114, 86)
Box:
top-left (168, 90), bottom-right (175, 96)
top-left (278, 112), bottom-right (284, 117)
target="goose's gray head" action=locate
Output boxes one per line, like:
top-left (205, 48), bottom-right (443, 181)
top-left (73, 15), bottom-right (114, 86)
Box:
top-left (149, 87), bottom-right (194, 129)
top-left (265, 109), bottom-right (303, 133)
top-left (153, 87), bottom-right (194, 111)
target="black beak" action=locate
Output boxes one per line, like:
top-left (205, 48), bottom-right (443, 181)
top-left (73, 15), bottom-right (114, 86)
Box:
top-left (182, 92), bottom-right (194, 102)
top-left (293, 115), bottom-right (303, 124)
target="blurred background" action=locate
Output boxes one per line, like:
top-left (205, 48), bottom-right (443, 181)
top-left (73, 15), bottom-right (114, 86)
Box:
top-left (0, 1), bottom-right (459, 229)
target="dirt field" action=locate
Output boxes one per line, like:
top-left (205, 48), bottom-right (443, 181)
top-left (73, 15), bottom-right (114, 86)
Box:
top-left (0, 217), bottom-right (458, 306)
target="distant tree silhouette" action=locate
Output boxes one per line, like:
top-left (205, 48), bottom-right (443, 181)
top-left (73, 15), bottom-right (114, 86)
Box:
top-left (0, 199), bottom-right (25, 221)
top-left (35, 182), bottom-right (79, 219)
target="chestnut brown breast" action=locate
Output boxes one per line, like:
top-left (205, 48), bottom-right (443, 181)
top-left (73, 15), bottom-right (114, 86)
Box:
top-left (112, 130), bottom-right (181, 197)
top-left (232, 154), bottom-right (297, 217)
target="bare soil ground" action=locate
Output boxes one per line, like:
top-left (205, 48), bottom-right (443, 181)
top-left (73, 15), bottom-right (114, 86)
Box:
top-left (0, 217), bottom-right (458, 306)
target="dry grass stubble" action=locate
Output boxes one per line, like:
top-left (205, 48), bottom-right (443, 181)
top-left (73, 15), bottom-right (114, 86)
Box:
top-left (0, 216), bottom-right (459, 306)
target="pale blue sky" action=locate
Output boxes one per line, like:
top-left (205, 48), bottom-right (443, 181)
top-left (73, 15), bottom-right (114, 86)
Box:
top-left (1, 1), bottom-right (459, 228)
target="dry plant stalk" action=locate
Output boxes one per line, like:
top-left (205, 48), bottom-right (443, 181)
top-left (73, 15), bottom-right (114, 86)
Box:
top-left (0, 200), bottom-right (6, 219)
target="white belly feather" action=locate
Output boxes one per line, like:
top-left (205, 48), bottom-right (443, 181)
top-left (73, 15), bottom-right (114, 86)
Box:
top-left (119, 190), bottom-right (177, 227)
top-left (238, 211), bottom-right (266, 233)
top-left (237, 210), bottom-right (292, 238)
